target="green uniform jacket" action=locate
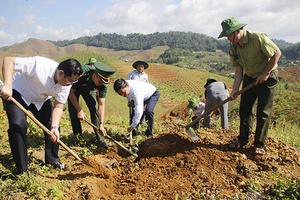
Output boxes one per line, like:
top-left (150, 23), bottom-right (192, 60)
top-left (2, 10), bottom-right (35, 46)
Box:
top-left (229, 30), bottom-right (280, 78)
top-left (71, 64), bottom-right (107, 98)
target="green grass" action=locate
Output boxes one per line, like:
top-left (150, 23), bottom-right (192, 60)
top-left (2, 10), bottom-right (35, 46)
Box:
top-left (269, 121), bottom-right (300, 148)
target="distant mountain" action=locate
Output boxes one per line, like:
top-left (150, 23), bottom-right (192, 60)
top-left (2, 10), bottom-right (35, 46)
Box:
top-left (0, 38), bottom-right (114, 60)
top-left (49, 31), bottom-right (296, 52)
top-left (272, 39), bottom-right (294, 49)
top-left (1, 32), bottom-right (299, 67)
top-left (48, 31), bottom-right (299, 64)
top-left (0, 38), bottom-right (66, 59)
top-left (49, 31), bottom-right (229, 52)
top-left (0, 38), bottom-right (168, 63)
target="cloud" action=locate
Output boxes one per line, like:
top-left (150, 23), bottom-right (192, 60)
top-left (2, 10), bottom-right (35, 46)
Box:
top-left (0, 16), bottom-right (6, 26)
top-left (0, 30), bottom-right (28, 47)
top-left (87, 0), bottom-right (300, 42)
top-left (18, 14), bottom-right (36, 25)
top-left (1, 0), bottom-right (300, 47)
top-left (32, 25), bottom-right (83, 41)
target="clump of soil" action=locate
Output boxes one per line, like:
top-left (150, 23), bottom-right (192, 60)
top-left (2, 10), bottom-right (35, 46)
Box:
top-left (58, 122), bottom-right (300, 199)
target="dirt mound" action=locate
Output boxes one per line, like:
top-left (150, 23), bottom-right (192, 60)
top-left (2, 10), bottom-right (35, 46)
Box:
top-left (58, 122), bottom-right (300, 199)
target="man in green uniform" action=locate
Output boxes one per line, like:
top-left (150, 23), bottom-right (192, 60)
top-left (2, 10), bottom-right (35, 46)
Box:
top-left (218, 17), bottom-right (281, 155)
top-left (68, 61), bottom-right (116, 149)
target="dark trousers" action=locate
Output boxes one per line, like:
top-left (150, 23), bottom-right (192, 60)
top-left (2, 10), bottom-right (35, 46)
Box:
top-left (130, 91), bottom-right (159, 137)
top-left (129, 101), bottom-right (145, 136)
top-left (5, 90), bottom-right (59, 174)
top-left (238, 70), bottom-right (278, 148)
top-left (68, 89), bottom-right (104, 142)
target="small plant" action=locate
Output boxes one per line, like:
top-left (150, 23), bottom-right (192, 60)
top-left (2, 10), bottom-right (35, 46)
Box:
top-left (268, 179), bottom-right (300, 199)
top-left (248, 177), bottom-right (262, 192)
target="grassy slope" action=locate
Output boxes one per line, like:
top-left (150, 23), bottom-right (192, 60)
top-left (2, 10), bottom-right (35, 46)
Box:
top-left (0, 45), bottom-right (299, 144)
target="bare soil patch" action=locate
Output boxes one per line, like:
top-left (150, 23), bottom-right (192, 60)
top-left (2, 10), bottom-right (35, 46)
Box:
top-left (278, 66), bottom-right (300, 83)
top-left (55, 122), bottom-right (300, 199)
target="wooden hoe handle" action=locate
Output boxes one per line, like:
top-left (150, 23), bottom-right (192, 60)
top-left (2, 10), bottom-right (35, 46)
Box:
top-left (10, 97), bottom-right (83, 161)
top-left (84, 118), bottom-right (138, 157)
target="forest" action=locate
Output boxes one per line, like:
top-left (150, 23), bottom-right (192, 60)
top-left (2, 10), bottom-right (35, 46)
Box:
top-left (50, 31), bottom-right (300, 64)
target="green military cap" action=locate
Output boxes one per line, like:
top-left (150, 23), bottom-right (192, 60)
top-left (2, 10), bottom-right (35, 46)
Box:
top-left (94, 61), bottom-right (116, 84)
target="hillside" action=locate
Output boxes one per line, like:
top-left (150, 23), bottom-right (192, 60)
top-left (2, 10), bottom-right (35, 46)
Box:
top-left (0, 39), bottom-right (169, 64)
top-left (1, 38), bottom-right (299, 83)
top-left (0, 39), bottom-right (300, 199)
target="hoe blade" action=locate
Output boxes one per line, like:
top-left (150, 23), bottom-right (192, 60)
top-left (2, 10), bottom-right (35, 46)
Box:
top-left (186, 128), bottom-right (199, 141)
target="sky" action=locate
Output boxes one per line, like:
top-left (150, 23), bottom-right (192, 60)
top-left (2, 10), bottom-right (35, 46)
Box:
top-left (1, 0), bottom-right (300, 48)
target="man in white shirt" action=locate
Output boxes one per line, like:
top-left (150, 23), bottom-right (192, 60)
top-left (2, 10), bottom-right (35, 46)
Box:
top-left (127, 61), bottom-right (149, 82)
top-left (113, 78), bottom-right (159, 137)
top-left (127, 61), bottom-right (149, 133)
top-left (1, 56), bottom-right (83, 175)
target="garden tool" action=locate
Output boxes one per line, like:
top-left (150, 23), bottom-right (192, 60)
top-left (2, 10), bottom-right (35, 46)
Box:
top-left (9, 97), bottom-right (94, 167)
top-left (185, 81), bottom-right (256, 140)
top-left (0, 80), bottom-right (94, 167)
top-left (84, 118), bottom-right (138, 157)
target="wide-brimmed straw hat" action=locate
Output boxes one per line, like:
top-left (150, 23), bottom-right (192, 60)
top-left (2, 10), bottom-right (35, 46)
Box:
top-left (132, 61), bottom-right (149, 69)
top-left (218, 17), bottom-right (247, 38)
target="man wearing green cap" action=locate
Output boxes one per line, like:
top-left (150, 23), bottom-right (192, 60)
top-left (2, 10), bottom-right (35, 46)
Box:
top-left (218, 17), bottom-right (281, 155)
top-left (187, 97), bottom-right (205, 129)
top-left (68, 61), bottom-right (116, 150)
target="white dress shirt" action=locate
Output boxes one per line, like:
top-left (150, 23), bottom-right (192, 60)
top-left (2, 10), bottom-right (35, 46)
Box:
top-left (13, 56), bottom-right (72, 110)
top-left (127, 70), bottom-right (148, 82)
top-left (126, 80), bottom-right (156, 127)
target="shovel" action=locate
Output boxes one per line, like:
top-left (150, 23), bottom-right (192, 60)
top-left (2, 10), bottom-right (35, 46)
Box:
top-left (7, 97), bottom-right (94, 167)
top-left (83, 118), bottom-right (138, 157)
top-left (185, 81), bottom-right (256, 140)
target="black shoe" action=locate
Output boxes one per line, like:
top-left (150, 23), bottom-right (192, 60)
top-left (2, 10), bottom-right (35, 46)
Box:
top-left (147, 135), bottom-right (153, 139)
top-left (97, 141), bottom-right (108, 149)
top-left (145, 132), bottom-right (153, 138)
top-left (71, 135), bottom-right (83, 146)
top-left (132, 129), bottom-right (137, 137)
top-left (71, 138), bottom-right (80, 146)
top-left (16, 171), bottom-right (30, 177)
top-left (229, 140), bottom-right (248, 149)
top-left (51, 162), bottom-right (68, 171)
